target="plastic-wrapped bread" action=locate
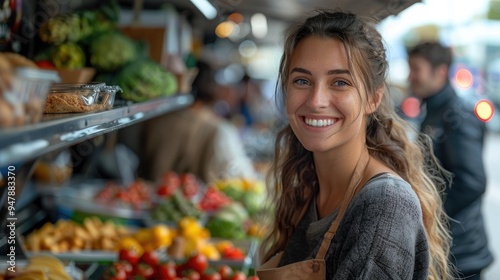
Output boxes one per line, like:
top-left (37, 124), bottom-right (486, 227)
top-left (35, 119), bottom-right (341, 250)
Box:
top-left (44, 87), bottom-right (99, 113)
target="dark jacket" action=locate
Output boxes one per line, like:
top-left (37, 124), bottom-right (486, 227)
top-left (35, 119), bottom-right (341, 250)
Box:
top-left (420, 83), bottom-right (494, 273)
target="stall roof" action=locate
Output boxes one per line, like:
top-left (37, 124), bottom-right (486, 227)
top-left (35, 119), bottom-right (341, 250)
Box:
top-left (118, 0), bottom-right (421, 23)
top-left (211, 0), bottom-right (421, 22)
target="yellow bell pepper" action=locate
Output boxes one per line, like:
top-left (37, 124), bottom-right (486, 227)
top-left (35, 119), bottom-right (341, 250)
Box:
top-left (117, 236), bottom-right (144, 255)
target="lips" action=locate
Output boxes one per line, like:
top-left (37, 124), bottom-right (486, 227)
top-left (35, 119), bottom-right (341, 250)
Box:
top-left (304, 117), bottom-right (337, 127)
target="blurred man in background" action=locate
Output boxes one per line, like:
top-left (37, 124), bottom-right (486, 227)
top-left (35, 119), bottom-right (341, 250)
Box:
top-left (140, 60), bottom-right (257, 184)
top-left (408, 41), bottom-right (494, 279)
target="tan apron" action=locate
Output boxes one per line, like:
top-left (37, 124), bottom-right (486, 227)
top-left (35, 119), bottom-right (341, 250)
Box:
top-left (256, 152), bottom-right (370, 280)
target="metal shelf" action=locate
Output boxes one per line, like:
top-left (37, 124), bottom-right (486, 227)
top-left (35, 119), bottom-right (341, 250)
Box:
top-left (0, 94), bottom-right (193, 167)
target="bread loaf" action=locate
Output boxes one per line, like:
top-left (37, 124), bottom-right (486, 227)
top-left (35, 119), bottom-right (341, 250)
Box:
top-left (0, 52), bottom-right (38, 69)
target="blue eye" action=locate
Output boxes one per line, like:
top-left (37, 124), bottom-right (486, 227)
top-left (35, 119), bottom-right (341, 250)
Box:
top-left (293, 78), bottom-right (309, 86)
top-left (333, 80), bottom-right (348, 87)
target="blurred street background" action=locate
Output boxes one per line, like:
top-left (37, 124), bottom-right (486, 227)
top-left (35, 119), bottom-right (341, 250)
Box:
top-left (483, 131), bottom-right (500, 279)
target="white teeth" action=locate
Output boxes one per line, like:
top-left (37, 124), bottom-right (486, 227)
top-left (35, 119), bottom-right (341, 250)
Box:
top-left (305, 118), bottom-right (335, 127)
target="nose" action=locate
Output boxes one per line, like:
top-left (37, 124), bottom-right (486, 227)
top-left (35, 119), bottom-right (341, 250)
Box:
top-left (306, 84), bottom-right (329, 109)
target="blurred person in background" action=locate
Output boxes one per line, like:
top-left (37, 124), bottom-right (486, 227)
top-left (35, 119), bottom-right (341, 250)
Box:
top-left (408, 41), bottom-right (494, 280)
top-left (258, 10), bottom-right (453, 279)
top-left (140, 60), bottom-right (257, 184)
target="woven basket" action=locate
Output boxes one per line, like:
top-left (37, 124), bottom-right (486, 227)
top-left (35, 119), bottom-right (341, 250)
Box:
top-left (57, 67), bottom-right (96, 83)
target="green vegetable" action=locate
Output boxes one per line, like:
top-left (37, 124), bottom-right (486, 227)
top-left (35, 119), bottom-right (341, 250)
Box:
top-left (116, 59), bottom-right (178, 102)
top-left (90, 31), bottom-right (137, 71)
top-left (217, 202), bottom-right (249, 224)
top-left (221, 183), bottom-right (245, 201)
top-left (205, 202), bottom-right (249, 239)
top-left (151, 190), bottom-right (201, 223)
top-left (243, 192), bottom-right (265, 216)
top-left (97, 0), bottom-right (120, 24)
top-left (39, 14), bottom-right (79, 44)
top-left (205, 217), bottom-right (246, 239)
top-left (51, 42), bottom-right (86, 69)
top-left (38, 0), bottom-right (119, 45)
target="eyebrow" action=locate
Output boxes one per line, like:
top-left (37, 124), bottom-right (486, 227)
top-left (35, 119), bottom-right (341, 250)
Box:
top-left (290, 67), bottom-right (351, 75)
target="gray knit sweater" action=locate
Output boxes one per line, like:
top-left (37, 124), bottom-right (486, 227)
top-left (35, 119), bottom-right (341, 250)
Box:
top-left (280, 174), bottom-right (429, 279)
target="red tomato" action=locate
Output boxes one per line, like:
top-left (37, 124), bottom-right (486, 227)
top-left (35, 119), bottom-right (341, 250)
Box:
top-left (199, 187), bottom-right (232, 211)
top-left (186, 253), bottom-right (209, 274)
top-left (180, 173), bottom-right (197, 185)
top-left (114, 261), bottom-right (134, 276)
top-left (182, 182), bottom-right (199, 198)
top-left (130, 179), bottom-right (146, 188)
top-left (135, 262), bottom-right (155, 279)
top-left (163, 171), bottom-right (181, 186)
top-left (218, 265), bottom-right (233, 280)
top-left (201, 271), bottom-right (222, 280)
top-left (102, 266), bottom-right (127, 280)
top-left (35, 60), bottom-right (55, 69)
top-left (247, 276), bottom-right (260, 280)
top-left (230, 271), bottom-right (247, 280)
top-left (118, 249), bottom-right (140, 266)
top-left (140, 250), bottom-right (160, 267)
top-left (184, 270), bottom-right (201, 280)
top-left (222, 247), bottom-right (245, 260)
top-left (157, 183), bottom-right (178, 197)
top-left (115, 190), bottom-right (130, 202)
top-left (156, 261), bottom-right (177, 280)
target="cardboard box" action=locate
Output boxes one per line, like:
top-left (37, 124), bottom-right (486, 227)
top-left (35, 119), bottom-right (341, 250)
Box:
top-left (120, 26), bottom-right (167, 64)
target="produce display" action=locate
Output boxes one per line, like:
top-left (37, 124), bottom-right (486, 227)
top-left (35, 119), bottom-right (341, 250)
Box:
top-left (112, 216), bottom-right (250, 262)
top-left (22, 214), bottom-right (252, 262)
top-left (205, 178), bottom-right (268, 240)
top-left (34, 1), bottom-right (119, 84)
top-left (23, 217), bottom-right (130, 253)
top-left (157, 172), bottom-right (200, 200)
top-left (1, 255), bottom-right (74, 280)
top-left (198, 186), bottom-right (232, 212)
top-left (115, 59), bottom-right (178, 102)
top-left (19, 171), bottom-right (267, 280)
top-left (103, 252), bottom-right (260, 280)
top-left (34, 0), bottom-right (179, 99)
top-left (213, 179), bottom-right (266, 216)
top-left (205, 202), bottom-right (249, 240)
top-left (38, 5), bottom-right (118, 45)
top-left (94, 179), bottom-right (153, 210)
top-left (89, 31), bottom-right (138, 72)
top-left (151, 191), bottom-right (203, 224)
top-left (50, 42), bottom-right (86, 69)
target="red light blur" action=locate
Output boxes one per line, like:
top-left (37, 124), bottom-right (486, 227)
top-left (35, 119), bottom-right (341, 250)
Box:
top-left (474, 100), bottom-right (494, 122)
top-left (455, 68), bottom-right (473, 89)
top-left (401, 97), bottom-right (421, 118)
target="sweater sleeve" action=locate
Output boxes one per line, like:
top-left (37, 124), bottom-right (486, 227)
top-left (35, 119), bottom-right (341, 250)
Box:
top-left (328, 177), bottom-right (429, 280)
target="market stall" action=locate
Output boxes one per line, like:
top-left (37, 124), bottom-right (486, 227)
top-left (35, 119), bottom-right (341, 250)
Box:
top-left (0, 0), bottom-right (419, 279)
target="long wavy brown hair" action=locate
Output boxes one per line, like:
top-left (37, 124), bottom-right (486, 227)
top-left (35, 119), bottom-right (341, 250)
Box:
top-left (260, 10), bottom-right (454, 280)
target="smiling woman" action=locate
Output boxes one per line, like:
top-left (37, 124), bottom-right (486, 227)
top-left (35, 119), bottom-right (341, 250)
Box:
top-left (286, 36), bottom-right (368, 154)
top-left (257, 9), bottom-right (456, 280)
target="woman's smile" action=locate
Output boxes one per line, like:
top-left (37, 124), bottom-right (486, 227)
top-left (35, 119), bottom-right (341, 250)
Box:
top-left (304, 117), bottom-right (337, 127)
top-left (303, 116), bottom-right (339, 128)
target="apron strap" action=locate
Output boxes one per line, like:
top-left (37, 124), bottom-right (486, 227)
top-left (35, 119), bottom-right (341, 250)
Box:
top-left (315, 151), bottom-right (370, 260)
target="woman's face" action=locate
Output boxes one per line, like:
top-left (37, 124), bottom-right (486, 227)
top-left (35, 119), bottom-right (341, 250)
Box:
top-left (286, 36), bottom-right (367, 153)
